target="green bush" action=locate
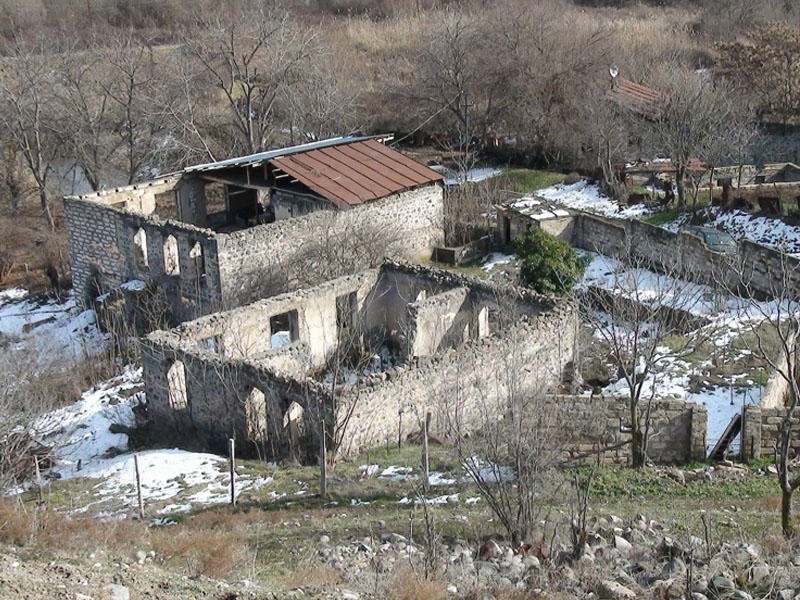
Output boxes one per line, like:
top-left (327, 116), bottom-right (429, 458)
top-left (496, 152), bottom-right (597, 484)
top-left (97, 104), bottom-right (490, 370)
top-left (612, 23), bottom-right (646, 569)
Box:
top-left (513, 228), bottom-right (588, 294)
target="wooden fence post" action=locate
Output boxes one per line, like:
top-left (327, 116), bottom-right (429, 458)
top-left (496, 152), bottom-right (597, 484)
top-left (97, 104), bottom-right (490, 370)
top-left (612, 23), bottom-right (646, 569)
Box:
top-left (422, 411), bottom-right (431, 495)
top-left (134, 453), bottom-right (144, 519)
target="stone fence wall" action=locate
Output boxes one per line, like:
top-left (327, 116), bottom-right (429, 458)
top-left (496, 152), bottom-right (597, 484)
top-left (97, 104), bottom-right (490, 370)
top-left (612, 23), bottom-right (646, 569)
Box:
top-left (741, 405), bottom-right (800, 462)
top-left (571, 212), bottom-right (800, 299)
top-left (548, 395), bottom-right (707, 465)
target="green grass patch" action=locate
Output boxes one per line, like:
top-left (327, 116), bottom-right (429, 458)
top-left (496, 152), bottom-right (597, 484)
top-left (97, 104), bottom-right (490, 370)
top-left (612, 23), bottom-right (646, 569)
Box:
top-left (502, 168), bottom-right (565, 193)
top-left (643, 208), bottom-right (683, 226)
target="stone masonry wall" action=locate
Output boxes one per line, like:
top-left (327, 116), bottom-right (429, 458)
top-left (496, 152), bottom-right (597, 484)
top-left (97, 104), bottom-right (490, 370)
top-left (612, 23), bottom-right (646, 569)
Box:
top-left (64, 196), bottom-right (222, 323)
top-left (548, 396), bottom-right (707, 465)
top-left (571, 213), bottom-right (737, 289)
top-left (215, 185), bottom-right (444, 308)
top-left (571, 212), bottom-right (800, 298)
top-left (741, 405), bottom-right (800, 462)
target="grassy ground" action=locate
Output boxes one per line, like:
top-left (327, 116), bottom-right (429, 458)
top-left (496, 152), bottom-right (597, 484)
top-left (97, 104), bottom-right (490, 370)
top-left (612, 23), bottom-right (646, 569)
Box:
top-left (3, 436), bottom-right (795, 600)
top-left (501, 169), bottom-right (565, 194)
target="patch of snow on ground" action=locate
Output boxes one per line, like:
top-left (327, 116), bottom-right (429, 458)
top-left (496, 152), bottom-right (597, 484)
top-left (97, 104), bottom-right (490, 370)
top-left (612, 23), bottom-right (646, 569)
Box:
top-left (537, 180), bottom-right (656, 219)
top-left (430, 165), bottom-right (502, 186)
top-left (579, 252), bottom-right (786, 452)
top-left (481, 252), bottom-right (515, 271)
top-left (33, 367), bottom-right (273, 514)
top-left (119, 279), bottom-right (146, 292)
top-left (664, 208), bottom-right (800, 256)
top-left (0, 290), bottom-right (107, 367)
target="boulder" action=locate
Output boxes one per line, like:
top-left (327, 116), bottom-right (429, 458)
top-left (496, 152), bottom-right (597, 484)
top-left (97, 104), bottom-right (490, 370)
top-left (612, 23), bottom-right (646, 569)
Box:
top-left (599, 580), bottom-right (637, 600)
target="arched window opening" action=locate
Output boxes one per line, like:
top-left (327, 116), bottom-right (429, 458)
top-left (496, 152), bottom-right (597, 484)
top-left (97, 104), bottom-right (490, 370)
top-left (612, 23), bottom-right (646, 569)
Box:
top-left (167, 360), bottom-right (188, 410)
top-left (246, 388), bottom-right (267, 443)
top-left (133, 228), bottom-right (148, 268)
top-left (164, 235), bottom-right (180, 276)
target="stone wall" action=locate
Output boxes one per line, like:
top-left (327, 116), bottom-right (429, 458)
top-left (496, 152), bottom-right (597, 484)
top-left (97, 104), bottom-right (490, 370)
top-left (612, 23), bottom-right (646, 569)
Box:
top-left (65, 180), bottom-right (443, 323)
top-left (141, 262), bottom-right (571, 461)
top-left (64, 195), bottom-right (222, 322)
top-left (741, 405), bottom-right (800, 461)
top-left (570, 213), bottom-right (800, 296)
top-left (216, 185), bottom-right (444, 308)
top-left (548, 396), bottom-right (707, 465)
top-left (571, 213), bottom-right (736, 288)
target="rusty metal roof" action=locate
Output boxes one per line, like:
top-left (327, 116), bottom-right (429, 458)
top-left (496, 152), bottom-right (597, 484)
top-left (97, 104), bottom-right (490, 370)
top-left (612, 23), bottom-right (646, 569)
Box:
top-left (269, 138), bottom-right (443, 209)
top-left (609, 78), bottom-right (663, 119)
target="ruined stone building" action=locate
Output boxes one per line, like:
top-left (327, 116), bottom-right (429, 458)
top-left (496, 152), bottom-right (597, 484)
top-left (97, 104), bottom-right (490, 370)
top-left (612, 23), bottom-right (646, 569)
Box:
top-left (141, 261), bottom-right (578, 462)
top-left (64, 136), bottom-right (444, 324)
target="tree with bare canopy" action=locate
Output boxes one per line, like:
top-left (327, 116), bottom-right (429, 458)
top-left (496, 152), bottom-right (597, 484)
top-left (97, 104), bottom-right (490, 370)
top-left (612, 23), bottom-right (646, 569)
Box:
top-left (0, 35), bottom-right (59, 230)
top-left (581, 250), bottom-right (713, 468)
top-left (181, 3), bottom-right (317, 157)
top-left (734, 251), bottom-right (800, 538)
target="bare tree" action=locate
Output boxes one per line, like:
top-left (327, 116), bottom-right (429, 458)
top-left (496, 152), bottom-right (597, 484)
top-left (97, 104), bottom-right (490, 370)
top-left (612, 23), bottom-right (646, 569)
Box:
top-left (54, 38), bottom-right (122, 192)
top-left (181, 4), bottom-right (317, 156)
top-left (581, 251), bottom-right (714, 468)
top-left (651, 69), bottom-right (739, 208)
top-left (444, 297), bottom-right (571, 547)
top-left (718, 23), bottom-right (800, 128)
top-left (284, 47), bottom-right (367, 144)
top-left (734, 252), bottom-right (800, 538)
top-left (0, 35), bottom-right (60, 230)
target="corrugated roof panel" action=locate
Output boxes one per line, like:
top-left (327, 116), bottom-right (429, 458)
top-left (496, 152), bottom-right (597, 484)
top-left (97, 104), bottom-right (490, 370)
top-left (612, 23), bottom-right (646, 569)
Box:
top-left (329, 144), bottom-right (418, 190)
top-left (273, 155), bottom-right (364, 208)
top-left (269, 138), bottom-right (443, 207)
top-left (185, 135), bottom-right (372, 173)
top-left (363, 139), bottom-right (444, 182)
top-left (310, 147), bottom-right (396, 198)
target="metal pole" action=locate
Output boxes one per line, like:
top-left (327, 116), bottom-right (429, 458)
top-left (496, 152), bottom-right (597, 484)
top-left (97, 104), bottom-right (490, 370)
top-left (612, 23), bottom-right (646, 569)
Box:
top-left (422, 411), bottom-right (431, 495)
top-left (228, 438), bottom-right (236, 507)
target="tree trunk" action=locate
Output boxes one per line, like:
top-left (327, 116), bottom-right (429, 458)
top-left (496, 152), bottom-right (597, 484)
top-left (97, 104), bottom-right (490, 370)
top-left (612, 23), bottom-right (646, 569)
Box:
top-left (781, 487), bottom-right (794, 538)
top-left (676, 165), bottom-right (686, 208)
top-left (630, 403), bottom-right (645, 469)
top-left (40, 188), bottom-right (55, 232)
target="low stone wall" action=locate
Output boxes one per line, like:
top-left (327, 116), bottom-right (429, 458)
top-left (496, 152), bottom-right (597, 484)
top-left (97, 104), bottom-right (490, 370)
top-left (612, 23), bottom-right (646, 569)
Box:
top-left (549, 395), bottom-right (707, 465)
top-left (571, 212), bottom-right (800, 299)
top-left (432, 237), bottom-right (491, 266)
top-left (741, 405), bottom-right (800, 461)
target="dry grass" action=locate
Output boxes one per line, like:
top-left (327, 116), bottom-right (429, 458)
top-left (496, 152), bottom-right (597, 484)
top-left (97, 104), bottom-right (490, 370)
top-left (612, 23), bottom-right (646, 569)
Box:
top-left (390, 569), bottom-right (448, 600)
top-left (150, 525), bottom-right (248, 579)
top-left (283, 560), bottom-right (341, 588)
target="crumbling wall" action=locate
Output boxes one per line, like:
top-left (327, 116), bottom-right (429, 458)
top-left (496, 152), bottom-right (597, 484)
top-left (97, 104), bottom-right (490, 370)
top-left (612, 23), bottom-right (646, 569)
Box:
top-left (215, 185), bottom-right (444, 307)
top-left (407, 287), bottom-right (471, 357)
top-left (335, 303), bottom-right (578, 458)
top-left (64, 194), bottom-right (222, 322)
top-left (572, 213), bottom-right (738, 290)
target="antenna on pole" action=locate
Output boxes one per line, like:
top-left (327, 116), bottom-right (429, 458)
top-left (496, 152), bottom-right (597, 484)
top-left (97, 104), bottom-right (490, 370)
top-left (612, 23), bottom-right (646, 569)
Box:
top-left (609, 64), bottom-right (619, 79)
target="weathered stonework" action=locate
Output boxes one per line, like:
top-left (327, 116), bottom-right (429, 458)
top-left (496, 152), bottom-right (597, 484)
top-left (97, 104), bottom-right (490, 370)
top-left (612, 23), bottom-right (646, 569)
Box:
top-left (742, 404), bottom-right (800, 462)
top-left (141, 261), bottom-right (578, 461)
top-left (64, 174), bottom-right (443, 325)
